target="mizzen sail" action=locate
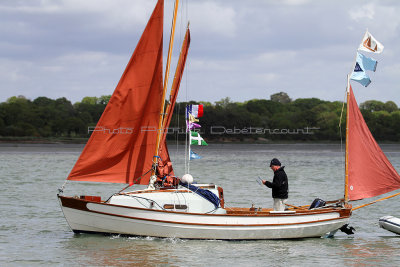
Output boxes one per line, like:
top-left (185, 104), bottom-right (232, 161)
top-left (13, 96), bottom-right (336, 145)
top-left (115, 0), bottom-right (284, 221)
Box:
top-left (68, 0), bottom-right (164, 185)
top-left (347, 85), bottom-right (400, 200)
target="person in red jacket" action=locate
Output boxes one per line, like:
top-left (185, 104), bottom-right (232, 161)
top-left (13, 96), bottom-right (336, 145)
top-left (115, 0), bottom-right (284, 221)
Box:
top-left (262, 158), bottom-right (289, 211)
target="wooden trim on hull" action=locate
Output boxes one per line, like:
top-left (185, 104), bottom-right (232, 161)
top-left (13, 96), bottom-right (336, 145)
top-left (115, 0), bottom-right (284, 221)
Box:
top-left (59, 196), bottom-right (351, 217)
top-left (59, 195), bottom-right (352, 227)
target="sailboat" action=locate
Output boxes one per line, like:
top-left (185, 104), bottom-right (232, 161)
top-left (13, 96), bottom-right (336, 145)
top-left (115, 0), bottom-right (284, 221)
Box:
top-left (58, 1), bottom-right (400, 240)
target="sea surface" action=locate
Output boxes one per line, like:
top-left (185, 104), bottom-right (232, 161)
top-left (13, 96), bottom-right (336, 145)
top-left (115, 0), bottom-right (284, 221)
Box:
top-left (1, 143), bottom-right (400, 266)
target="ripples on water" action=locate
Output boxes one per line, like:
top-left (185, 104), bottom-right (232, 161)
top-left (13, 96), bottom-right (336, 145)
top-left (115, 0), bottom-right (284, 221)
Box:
top-left (0, 143), bottom-right (399, 266)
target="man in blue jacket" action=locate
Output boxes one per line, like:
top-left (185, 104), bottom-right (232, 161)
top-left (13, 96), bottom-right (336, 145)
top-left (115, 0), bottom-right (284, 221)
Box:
top-left (262, 158), bottom-right (289, 211)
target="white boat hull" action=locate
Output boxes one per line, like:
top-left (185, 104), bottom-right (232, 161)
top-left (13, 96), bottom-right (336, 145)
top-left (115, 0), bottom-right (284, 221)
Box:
top-left (379, 216), bottom-right (400, 235)
top-left (59, 196), bottom-right (351, 240)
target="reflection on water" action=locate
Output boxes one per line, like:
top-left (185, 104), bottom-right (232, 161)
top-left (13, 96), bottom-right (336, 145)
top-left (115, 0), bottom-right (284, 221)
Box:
top-left (63, 235), bottom-right (182, 266)
top-left (340, 238), bottom-right (400, 266)
top-left (1, 143), bottom-right (400, 266)
top-left (61, 233), bottom-right (400, 266)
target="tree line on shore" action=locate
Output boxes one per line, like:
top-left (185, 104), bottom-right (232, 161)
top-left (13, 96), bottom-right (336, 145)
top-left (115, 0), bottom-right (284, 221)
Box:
top-left (1, 92), bottom-right (399, 142)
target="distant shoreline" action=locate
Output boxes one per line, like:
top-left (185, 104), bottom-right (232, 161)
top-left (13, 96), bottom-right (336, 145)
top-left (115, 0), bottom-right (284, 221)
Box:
top-left (0, 137), bottom-right (88, 144)
top-left (0, 137), bottom-right (399, 145)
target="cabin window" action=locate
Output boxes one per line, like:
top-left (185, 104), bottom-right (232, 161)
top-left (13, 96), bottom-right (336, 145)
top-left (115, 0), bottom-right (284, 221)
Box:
top-left (164, 204), bottom-right (187, 210)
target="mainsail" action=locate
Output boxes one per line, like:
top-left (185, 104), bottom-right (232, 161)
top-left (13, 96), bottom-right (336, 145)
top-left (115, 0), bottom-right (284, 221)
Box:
top-left (68, 0), bottom-right (164, 185)
top-left (347, 85), bottom-right (400, 200)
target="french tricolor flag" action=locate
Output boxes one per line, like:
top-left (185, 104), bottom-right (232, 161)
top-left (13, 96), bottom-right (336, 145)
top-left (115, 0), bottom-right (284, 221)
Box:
top-left (186, 104), bottom-right (203, 118)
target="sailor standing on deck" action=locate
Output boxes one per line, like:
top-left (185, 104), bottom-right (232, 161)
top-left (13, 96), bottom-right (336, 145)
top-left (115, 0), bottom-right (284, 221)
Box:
top-left (262, 158), bottom-right (289, 211)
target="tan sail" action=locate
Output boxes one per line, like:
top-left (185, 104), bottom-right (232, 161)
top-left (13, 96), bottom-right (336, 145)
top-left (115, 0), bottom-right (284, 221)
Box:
top-left (347, 85), bottom-right (400, 200)
top-left (67, 0), bottom-right (164, 185)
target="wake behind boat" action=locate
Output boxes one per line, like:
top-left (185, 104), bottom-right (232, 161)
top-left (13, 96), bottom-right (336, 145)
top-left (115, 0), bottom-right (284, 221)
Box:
top-left (58, 0), bottom-right (400, 240)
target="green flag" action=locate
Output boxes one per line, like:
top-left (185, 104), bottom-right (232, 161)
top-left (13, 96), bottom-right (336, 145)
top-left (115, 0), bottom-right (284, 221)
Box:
top-left (190, 131), bottom-right (208, 146)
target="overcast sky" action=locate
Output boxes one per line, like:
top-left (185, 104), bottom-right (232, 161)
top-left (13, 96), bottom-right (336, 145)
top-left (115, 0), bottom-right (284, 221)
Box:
top-left (1, 0), bottom-right (399, 105)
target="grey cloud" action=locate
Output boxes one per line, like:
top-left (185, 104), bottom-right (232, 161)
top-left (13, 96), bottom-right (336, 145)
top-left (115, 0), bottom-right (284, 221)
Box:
top-left (0, 0), bottom-right (399, 105)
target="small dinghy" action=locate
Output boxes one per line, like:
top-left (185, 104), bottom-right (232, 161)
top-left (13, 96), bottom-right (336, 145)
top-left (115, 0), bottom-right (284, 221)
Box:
top-left (379, 216), bottom-right (400, 235)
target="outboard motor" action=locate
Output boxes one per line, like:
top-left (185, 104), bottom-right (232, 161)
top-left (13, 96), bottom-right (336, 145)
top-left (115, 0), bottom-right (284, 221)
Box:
top-left (340, 224), bottom-right (355, 235)
top-left (309, 198), bottom-right (326, 209)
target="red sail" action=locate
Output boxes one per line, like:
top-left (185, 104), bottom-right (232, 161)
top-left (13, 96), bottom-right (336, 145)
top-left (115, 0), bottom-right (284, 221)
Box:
top-left (68, 0), bottom-right (164, 185)
top-left (158, 28), bottom-right (191, 176)
top-left (348, 85), bottom-right (400, 200)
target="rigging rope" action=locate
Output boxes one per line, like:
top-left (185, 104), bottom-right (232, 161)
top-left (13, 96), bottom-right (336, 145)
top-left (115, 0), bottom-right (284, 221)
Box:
top-left (104, 167), bottom-right (154, 202)
top-left (58, 180), bottom-right (68, 194)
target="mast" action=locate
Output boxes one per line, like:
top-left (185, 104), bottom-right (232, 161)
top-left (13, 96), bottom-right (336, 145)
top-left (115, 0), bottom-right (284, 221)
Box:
top-left (188, 128), bottom-right (191, 173)
top-left (344, 37), bottom-right (362, 202)
top-left (161, 23), bottom-right (190, 133)
top-left (152, 0), bottom-right (180, 179)
top-left (158, 25), bottom-right (191, 177)
top-left (344, 75), bottom-right (350, 203)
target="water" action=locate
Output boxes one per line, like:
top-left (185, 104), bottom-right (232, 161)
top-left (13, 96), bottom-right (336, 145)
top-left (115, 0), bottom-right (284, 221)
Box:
top-left (1, 143), bottom-right (400, 266)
